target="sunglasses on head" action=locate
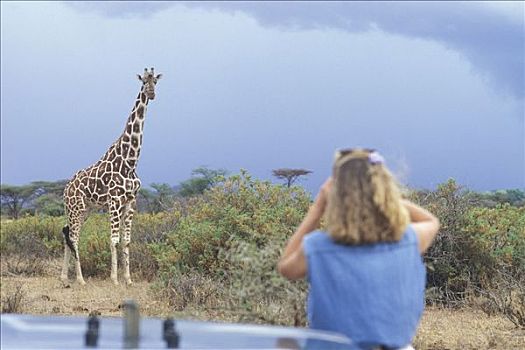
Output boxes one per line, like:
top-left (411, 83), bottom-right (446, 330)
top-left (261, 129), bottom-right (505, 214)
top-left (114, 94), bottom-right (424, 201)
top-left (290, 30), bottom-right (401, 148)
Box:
top-left (335, 148), bottom-right (376, 159)
top-left (334, 148), bottom-right (384, 164)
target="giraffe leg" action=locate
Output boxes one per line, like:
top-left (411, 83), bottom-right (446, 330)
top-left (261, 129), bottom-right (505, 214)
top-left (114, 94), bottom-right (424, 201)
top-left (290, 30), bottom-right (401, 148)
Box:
top-left (63, 201), bottom-right (87, 285)
top-left (68, 219), bottom-right (87, 285)
top-left (73, 240), bottom-right (86, 285)
top-left (109, 201), bottom-right (122, 285)
top-left (60, 242), bottom-right (71, 283)
top-left (121, 200), bottom-right (135, 286)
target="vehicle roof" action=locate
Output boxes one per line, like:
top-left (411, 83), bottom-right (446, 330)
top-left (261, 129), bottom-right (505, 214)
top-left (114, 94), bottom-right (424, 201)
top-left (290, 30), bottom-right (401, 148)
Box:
top-left (1, 314), bottom-right (354, 349)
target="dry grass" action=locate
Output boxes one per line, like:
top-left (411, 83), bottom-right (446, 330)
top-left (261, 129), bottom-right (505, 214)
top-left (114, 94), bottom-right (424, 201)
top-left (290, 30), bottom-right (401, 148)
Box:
top-left (0, 275), bottom-right (171, 317)
top-left (1, 269), bottom-right (523, 349)
top-left (1, 282), bottom-right (26, 313)
top-left (415, 307), bottom-right (524, 350)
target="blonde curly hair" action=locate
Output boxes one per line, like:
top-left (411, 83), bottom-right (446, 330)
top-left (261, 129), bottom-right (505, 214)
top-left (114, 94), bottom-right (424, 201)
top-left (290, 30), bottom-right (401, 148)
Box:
top-left (325, 149), bottom-right (409, 245)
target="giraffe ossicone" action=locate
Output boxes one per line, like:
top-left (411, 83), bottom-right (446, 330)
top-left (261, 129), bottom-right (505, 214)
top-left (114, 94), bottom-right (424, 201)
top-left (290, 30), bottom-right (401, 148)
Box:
top-left (62, 68), bottom-right (162, 286)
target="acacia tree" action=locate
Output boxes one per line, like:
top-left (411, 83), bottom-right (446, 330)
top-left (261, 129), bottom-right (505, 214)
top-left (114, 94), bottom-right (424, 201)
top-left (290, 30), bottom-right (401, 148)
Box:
top-left (178, 166), bottom-right (228, 197)
top-left (0, 180), bottom-right (68, 218)
top-left (272, 168), bottom-right (312, 187)
top-left (0, 184), bottom-right (37, 219)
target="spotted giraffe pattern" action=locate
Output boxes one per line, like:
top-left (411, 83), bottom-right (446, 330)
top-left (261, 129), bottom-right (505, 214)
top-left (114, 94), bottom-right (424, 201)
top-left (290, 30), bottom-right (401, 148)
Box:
top-left (61, 68), bottom-right (162, 286)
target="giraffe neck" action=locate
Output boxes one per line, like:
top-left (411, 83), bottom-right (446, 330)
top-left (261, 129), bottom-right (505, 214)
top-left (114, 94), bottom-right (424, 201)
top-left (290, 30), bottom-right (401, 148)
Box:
top-left (113, 88), bottom-right (149, 169)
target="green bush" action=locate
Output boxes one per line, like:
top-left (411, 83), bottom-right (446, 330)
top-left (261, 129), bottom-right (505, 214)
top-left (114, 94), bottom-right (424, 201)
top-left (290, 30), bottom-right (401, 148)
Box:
top-left (1, 216), bottom-right (64, 257)
top-left (411, 179), bottom-right (524, 326)
top-left (154, 170), bottom-right (310, 324)
top-left (74, 214), bottom-right (111, 277)
top-left (74, 212), bottom-right (181, 279)
top-left (0, 211), bottom-right (180, 279)
top-left (415, 179), bottom-right (477, 304)
top-left (464, 204), bottom-right (525, 328)
top-left (218, 237), bottom-right (308, 325)
top-left (131, 211), bottom-right (180, 280)
top-left (464, 204), bottom-right (525, 278)
top-left (0, 216), bottom-right (63, 275)
top-left (154, 170), bottom-right (310, 277)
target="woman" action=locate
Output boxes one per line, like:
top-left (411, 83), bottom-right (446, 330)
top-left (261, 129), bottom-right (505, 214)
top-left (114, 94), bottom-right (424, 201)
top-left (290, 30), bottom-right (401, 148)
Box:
top-left (278, 148), bottom-right (440, 350)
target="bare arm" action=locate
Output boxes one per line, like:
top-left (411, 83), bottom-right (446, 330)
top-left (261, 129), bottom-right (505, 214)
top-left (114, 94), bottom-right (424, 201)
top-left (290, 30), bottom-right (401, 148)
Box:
top-left (402, 199), bottom-right (440, 254)
top-left (278, 178), bottom-right (332, 280)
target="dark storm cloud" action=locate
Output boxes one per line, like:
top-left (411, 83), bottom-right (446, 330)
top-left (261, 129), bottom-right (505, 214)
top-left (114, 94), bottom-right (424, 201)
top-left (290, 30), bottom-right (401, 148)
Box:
top-left (189, 1), bottom-right (525, 100)
top-left (66, 1), bottom-right (524, 99)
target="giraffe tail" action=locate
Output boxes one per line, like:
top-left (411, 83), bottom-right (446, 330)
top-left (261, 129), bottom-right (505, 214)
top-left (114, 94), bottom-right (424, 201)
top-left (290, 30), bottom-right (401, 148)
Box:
top-left (62, 226), bottom-right (77, 259)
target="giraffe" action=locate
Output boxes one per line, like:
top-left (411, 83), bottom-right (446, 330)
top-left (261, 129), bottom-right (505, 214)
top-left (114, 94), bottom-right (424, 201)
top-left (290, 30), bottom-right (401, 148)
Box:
top-left (61, 68), bottom-right (162, 286)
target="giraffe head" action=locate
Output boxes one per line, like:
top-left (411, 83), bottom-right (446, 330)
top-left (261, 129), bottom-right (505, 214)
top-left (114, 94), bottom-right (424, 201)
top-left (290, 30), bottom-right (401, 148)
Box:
top-left (137, 67), bottom-right (162, 100)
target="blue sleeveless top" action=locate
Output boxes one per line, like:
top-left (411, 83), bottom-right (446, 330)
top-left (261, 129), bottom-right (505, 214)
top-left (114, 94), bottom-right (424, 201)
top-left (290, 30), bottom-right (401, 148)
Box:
top-left (303, 226), bottom-right (425, 349)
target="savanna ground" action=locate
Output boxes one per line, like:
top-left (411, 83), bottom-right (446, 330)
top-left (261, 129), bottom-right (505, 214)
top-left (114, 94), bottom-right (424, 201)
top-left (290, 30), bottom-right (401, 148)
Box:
top-left (1, 270), bottom-right (523, 350)
top-left (2, 173), bottom-right (524, 349)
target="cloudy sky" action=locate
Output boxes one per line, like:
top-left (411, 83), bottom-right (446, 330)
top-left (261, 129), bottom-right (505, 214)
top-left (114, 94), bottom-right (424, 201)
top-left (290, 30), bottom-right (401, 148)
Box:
top-left (1, 1), bottom-right (524, 193)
